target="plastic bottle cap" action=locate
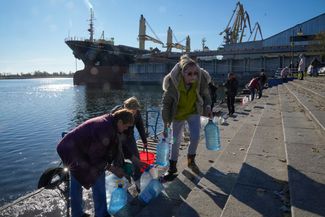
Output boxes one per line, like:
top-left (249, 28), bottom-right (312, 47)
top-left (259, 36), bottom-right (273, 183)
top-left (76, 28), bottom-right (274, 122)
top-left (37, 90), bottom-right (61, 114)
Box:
top-left (145, 164), bottom-right (154, 172)
top-left (116, 180), bottom-right (124, 188)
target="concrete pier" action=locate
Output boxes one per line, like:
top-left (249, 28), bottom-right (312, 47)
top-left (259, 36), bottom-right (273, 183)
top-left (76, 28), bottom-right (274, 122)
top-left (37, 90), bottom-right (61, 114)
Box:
top-left (1, 76), bottom-right (324, 217)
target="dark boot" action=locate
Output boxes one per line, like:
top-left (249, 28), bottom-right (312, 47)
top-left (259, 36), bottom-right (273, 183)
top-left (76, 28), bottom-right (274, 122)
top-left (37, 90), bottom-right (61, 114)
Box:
top-left (187, 154), bottom-right (200, 174)
top-left (162, 160), bottom-right (178, 182)
top-left (168, 160), bottom-right (178, 173)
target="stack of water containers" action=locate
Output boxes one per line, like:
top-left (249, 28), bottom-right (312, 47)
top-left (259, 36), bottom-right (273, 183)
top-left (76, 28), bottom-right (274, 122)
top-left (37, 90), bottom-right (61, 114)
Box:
top-left (204, 118), bottom-right (221, 151)
top-left (106, 172), bottom-right (129, 215)
top-left (138, 165), bottom-right (163, 203)
top-left (138, 128), bottom-right (172, 203)
top-left (107, 129), bottom-right (171, 207)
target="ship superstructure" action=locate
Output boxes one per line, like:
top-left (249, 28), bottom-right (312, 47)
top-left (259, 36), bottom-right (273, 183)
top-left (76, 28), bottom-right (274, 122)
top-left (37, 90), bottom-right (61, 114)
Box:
top-left (65, 9), bottom-right (149, 87)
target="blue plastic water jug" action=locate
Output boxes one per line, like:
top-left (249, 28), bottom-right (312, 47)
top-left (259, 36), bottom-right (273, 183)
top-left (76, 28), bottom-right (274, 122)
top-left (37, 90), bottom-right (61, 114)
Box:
top-left (204, 119), bottom-right (221, 151)
top-left (105, 172), bottom-right (128, 211)
top-left (138, 179), bottom-right (163, 204)
top-left (108, 182), bottom-right (127, 214)
top-left (156, 138), bottom-right (169, 166)
top-left (140, 165), bottom-right (153, 192)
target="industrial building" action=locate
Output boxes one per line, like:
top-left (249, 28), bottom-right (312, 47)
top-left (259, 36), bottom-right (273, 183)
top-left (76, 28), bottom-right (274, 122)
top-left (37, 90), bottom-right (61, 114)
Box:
top-left (126, 12), bottom-right (325, 85)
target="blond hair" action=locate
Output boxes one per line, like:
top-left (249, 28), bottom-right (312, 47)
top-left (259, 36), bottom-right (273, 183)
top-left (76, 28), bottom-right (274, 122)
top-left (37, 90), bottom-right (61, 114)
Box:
top-left (179, 54), bottom-right (198, 73)
top-left (123, 96), bottom-right (140, 110)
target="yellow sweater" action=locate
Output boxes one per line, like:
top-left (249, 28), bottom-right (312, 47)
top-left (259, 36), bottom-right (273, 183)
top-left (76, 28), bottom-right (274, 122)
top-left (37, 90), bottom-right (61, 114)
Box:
top-left (174, 79), bottom-right (198, 120)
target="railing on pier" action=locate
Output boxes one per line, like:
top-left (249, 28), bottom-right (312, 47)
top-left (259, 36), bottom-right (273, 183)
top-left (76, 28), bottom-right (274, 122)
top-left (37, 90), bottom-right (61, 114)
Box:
top-left (145, 110), bottom-right (160, 140)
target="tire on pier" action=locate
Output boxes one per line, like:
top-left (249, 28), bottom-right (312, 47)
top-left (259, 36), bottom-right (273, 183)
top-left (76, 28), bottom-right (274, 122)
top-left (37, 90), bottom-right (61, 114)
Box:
top-left (38, 167), bottom-right (69, 189)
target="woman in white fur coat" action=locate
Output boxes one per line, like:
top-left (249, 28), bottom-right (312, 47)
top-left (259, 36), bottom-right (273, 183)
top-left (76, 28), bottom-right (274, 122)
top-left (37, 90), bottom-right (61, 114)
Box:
top-left (161, 54), bottom-right (212, 181)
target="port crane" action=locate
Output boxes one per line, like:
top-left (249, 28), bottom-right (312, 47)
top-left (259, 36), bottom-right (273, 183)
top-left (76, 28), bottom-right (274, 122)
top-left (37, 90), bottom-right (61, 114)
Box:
top-left (138, 14), bottom-right (164, 50)
top-left (220, 1), bottom-right (263, 44)
top-left (138, 15), bottom-right (190, 52)
top-left (165, 26), bottom-right (190, 53)
top-left (248, 22), bottom-right (263, 41)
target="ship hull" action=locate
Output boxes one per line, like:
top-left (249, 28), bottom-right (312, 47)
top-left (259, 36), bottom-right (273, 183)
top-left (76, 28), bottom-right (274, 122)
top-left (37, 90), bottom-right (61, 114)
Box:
top-left (65, 39), bottom-right (149, 88)
top-left (73, 65), bottom-right (128, 89)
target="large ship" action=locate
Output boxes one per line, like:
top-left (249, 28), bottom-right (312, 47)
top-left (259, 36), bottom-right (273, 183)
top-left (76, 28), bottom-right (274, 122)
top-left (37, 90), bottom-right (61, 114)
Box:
top-left (65, 9), bottom-right (149, 88)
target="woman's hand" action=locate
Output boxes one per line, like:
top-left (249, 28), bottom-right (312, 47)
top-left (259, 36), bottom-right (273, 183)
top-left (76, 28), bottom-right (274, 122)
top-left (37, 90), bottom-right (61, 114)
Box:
top-left (131, 155), bottom-right (149, 169)
top-left (206, 105), bottom-right (212, 118)
top-left (163, 123), bottom-right (170, 138)
top-left (109, 165), bottom-right (126, 179)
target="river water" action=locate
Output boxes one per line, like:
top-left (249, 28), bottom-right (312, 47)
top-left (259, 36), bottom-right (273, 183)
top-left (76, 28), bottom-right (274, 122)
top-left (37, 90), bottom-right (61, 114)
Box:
top-left (0, 78), bottom-right (164, 206)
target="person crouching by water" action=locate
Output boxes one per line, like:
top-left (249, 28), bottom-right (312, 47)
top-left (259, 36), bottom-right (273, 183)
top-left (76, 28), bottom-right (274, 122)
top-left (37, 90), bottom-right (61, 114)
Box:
top-left (161, 54), bottom-right (212, 181)
top-left (111, 96), bottom-right (148, 191)
top-left (223, 72), bottom-right (238, 116)
top-left (57, 109), bottom-right (134, 217)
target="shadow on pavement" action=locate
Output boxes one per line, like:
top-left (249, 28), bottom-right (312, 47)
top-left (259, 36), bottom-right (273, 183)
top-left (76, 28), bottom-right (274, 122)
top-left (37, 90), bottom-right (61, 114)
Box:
top-left (288, 165), bottom-right (325, 216)
top-left (202, 163), bottom-right (289, 217)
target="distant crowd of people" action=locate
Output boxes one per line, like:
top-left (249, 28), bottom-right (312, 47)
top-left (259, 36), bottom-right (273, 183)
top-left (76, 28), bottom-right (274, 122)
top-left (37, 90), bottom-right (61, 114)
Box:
top-left (281, 54), bottom-right (323, 81)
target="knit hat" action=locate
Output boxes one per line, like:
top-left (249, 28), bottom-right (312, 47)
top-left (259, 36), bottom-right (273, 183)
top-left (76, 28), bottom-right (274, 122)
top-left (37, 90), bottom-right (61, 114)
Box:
top-left (179, 54), bottom-right (196, 71)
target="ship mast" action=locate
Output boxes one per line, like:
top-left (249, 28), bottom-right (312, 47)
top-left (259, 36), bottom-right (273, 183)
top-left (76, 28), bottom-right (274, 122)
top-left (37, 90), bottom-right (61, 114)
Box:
top-left (88, 8), bottom-right (94, 42)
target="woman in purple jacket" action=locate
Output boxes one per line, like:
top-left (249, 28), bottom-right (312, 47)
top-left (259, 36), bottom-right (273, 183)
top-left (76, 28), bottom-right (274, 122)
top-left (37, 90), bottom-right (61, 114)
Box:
top-left (57, 109), bottom-right (134, 217)
top-left (110, 97), bottom-right (148, 191)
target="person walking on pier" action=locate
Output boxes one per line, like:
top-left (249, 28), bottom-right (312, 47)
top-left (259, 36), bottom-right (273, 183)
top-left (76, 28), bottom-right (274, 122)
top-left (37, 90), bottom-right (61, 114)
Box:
top-left (208, 80), bottom-right (218, 112)
top-left (298, 54), bottom-right (305, 80)
top-left (111, 96), bottom-right (148, 191)
top-left (224, 72), bottom-right (238, 116)
top-left (281, 66), bottom-right (289, 83)
top-left (56, 109), bottom-right (134, 217)
top-left (161, 54), bottom-right (212, 181)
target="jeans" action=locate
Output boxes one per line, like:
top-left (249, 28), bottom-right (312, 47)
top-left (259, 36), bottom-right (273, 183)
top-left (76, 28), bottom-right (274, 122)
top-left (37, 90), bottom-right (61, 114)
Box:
top-left (258, 81), bottom-right (263, 98)
top-left (249, 87), bottom-right (256, 101)
top-left (170, 114), bottom-right (200, 161)
top-left (282, 76), bottom-right (288, 83)
top-left (70, 173), bottom-right (109, 217)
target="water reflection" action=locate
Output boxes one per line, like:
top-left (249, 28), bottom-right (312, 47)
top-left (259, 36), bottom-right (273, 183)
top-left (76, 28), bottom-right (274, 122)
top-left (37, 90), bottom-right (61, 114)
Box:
top-left (0, 79), bottom-right (166, 206)
top-left (69, 84), bottom-right (164, 136)
top-left (37, 83), bottom-right (73, 92)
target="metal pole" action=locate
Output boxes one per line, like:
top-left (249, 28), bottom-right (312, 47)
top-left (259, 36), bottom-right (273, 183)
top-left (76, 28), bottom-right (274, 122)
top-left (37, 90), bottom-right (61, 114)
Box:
top-left (66, 175), bottom-right (70, 217)
top-left (291, 29), bottom-right (294, 67)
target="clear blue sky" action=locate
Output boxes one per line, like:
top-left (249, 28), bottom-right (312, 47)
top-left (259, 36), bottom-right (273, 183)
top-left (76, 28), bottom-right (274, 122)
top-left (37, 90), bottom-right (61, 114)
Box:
top-left (1, 0), bottom-right (324, 74)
